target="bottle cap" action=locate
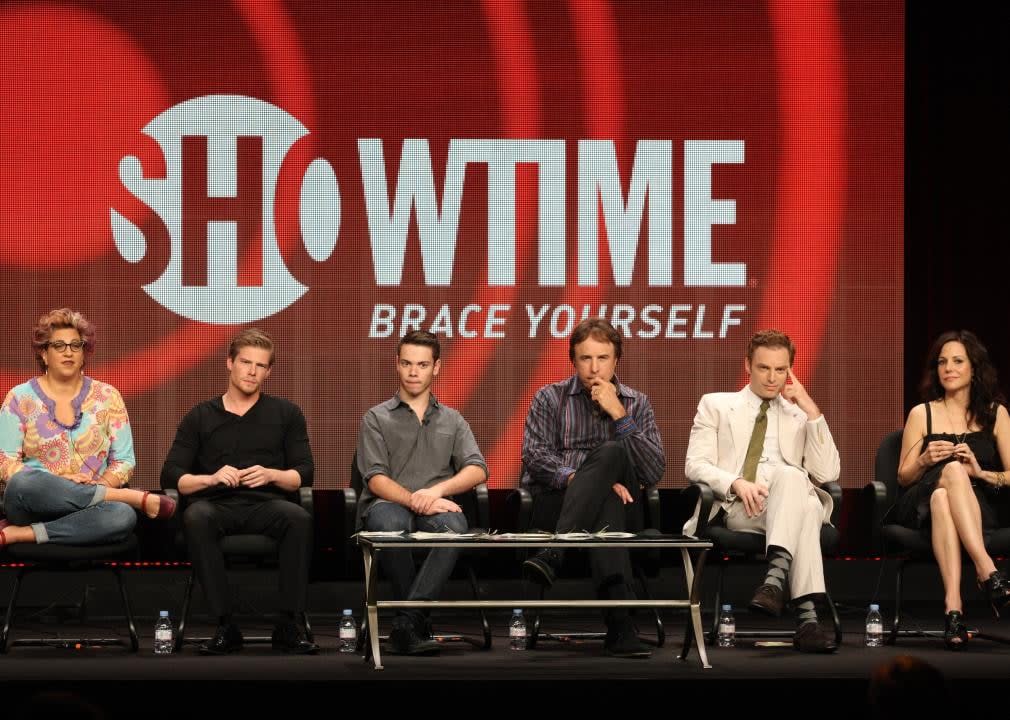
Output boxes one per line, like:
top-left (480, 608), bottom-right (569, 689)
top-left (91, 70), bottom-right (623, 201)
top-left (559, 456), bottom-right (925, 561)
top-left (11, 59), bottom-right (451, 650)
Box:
top-left (513, 609), bottom-right (522, 614)
top-left (721, 604), bottom-right (732, 612)
top-left (869, 604), bottom-right (879, 611)
top-left (343, 608), bottom-right (353, 615)
top-left (159, 610), bottom-right (169, 617)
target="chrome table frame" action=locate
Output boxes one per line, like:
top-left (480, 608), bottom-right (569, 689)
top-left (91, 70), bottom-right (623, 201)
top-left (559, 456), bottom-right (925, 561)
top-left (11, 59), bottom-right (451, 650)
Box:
top-left (357, 535), bottom-right (712, 670)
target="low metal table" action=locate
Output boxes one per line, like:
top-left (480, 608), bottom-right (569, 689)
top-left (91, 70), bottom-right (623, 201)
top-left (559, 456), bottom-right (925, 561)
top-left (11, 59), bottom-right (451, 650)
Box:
top-left (357, 533), bottom-right (713, 669)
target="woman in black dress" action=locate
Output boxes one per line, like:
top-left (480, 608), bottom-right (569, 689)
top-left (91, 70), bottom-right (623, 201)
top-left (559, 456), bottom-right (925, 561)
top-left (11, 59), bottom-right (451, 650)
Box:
top-left (897, 330), bottom-right (1010, 649)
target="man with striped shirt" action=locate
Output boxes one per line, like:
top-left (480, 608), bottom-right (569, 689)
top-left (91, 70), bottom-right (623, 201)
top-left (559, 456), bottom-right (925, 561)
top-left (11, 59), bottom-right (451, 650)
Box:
top-left (520, 318), bottom-right (665, 658)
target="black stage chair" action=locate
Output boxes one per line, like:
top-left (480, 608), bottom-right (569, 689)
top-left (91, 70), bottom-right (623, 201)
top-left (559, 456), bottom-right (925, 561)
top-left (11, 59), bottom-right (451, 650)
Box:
top-left (163, 488), bottom-right (314, 651)
top-left (681, 480), bottom-right (843, 646)
top-left (347, 457), bottom-right (492, 653)
top-left (512, 484), bottom-right (666, 648)
top-left (868, 429), bottom-right (1010, 644)
top-left (0, 498), bottom-right (140, 653)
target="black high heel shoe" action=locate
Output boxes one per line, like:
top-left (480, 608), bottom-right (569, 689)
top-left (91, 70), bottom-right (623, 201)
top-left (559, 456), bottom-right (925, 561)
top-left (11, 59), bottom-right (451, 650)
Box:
top-left (944, 610), bottom-right (968, 650)
top-left (979, 570), bottom-right (1010, 618)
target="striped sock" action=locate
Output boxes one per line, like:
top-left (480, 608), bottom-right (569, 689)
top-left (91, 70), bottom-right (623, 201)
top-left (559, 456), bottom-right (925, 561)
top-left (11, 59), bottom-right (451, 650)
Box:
top-left (764, 545), bottom-right (792, 591)
top-left (796, 599), bottom-right (818, 627)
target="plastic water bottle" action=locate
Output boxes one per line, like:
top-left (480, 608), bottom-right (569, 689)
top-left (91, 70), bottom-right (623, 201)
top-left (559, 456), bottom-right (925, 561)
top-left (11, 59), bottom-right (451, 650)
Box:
top-left (339, 609), bottom-right (358, 653)
top-left (154, 610), bottom-right (174, 655)
top-left (865, 604), bottom-right (884, 647)
top-left (509, 609), bottom-right (527, 650)
top-left (717, 604), bottom-right (736, 647)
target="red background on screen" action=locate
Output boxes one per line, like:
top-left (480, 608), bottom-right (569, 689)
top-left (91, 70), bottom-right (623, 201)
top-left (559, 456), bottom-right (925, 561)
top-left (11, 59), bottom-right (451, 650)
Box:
top-left (0, 1), bottom-right (902, 489)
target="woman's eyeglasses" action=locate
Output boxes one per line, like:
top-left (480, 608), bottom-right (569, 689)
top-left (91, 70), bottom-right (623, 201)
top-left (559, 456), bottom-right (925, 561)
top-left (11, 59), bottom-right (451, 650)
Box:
top-left (47, 340), bottom-right (85, 353)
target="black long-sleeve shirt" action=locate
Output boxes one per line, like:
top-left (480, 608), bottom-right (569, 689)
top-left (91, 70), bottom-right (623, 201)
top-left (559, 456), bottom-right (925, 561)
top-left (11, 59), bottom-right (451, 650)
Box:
top-left (160, 394), bottom-right (313, 500)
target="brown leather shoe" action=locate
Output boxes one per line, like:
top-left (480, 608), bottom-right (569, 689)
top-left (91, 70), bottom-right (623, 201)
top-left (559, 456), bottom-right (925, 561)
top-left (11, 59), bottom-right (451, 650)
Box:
top-left (792, 622), bottom-right (838, 653)
top-left (748, 583), bottom-right (785, 617)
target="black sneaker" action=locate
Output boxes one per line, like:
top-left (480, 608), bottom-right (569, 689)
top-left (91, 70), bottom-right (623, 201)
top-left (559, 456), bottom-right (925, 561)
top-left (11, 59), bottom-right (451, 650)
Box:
top-left (199, 623), bottom-right (244, 655)
top-left (271, 622), bottom-right (320, 655)
top-left (387, 615), bottom-right (440, 656)
top-left (604, 619), bottom-right (651, 659)
top-left (522, 549), bottom-right (562, 588)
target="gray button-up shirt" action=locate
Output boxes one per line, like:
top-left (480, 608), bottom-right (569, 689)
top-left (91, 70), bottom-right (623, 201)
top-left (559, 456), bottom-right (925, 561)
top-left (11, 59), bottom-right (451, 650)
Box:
top-left (355, 393), bottom-right (488, 519)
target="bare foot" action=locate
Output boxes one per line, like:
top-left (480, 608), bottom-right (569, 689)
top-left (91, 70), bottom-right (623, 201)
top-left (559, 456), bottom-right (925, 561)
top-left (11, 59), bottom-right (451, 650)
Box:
top-left (0, 521), bottom-right (36, 546)
top-left (142, 491), bottom-right (160, 518)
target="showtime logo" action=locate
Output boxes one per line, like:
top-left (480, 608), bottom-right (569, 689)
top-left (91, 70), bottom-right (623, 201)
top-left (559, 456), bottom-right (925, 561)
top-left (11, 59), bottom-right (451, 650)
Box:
top-left (112, 95), bottom-right (338, 324)
top-left (113, 94), bottom-right (746, 325)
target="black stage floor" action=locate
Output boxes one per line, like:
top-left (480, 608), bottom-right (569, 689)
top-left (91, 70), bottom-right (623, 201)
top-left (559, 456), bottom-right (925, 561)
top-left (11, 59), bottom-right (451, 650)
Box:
top-left (1, 564), bottom-right (1007, 717)
top-left (1, 611), bottom-right (1007, 718)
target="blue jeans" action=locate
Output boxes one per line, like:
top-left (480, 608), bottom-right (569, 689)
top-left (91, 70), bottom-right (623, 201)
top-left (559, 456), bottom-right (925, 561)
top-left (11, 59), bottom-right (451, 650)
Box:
top-left (364, 501), bottom-right (468, 605)
top-left (3, 468), bottom-right (136, 545)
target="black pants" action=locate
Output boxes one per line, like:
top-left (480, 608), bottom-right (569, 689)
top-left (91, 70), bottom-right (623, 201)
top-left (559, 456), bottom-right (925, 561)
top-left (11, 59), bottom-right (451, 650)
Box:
top-left (544, 442), bottom-right (642, 601)
top-left (183, 494), bottom-right (313, 619)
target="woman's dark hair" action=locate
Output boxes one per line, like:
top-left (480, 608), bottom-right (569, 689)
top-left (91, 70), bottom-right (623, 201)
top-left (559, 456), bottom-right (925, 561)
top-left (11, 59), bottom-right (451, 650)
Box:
top-left (919, 330), bottom-right (1005, 432)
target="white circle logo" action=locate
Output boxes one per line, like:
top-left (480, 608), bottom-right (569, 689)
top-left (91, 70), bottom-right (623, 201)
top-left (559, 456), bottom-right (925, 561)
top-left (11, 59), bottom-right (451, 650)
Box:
top-left (112, 94), bottom-right (339, 324)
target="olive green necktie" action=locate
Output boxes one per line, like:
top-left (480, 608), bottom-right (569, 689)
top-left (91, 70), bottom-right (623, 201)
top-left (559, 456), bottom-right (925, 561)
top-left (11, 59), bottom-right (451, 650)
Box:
top-left (741, 400), bottom-right (770, 483)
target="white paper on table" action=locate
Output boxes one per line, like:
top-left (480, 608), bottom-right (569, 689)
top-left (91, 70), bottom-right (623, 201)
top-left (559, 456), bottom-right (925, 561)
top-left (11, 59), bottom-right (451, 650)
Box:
top-left (487, 532), bottom-right (555, 540)
top-left (408, 531), bottom-right (480, 540)
top-left (593, 531), bottom-right (637, 539)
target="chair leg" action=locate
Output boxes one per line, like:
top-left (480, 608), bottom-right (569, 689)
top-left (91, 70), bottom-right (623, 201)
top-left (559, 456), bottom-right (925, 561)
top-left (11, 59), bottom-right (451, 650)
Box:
top-left (466, 564), bottom-right (491, 649)
top-left (709, 564), bottom-right (725, 644)
top-left (887, 558), bottom-right (904, 646)
top-left (176, 569), bottom-right (195, 652)
top-left (301, 611), bottom-right (314, 643)
top-left (0, 568), bottom-right (26, 654)
top-left (824, 590), bottom-right (842, 647)
top-left (528, 585), bottom-right (545, 650)
top-left (356, 607), bottom-right (368, 654)
top-left (360, 621), bottom-right (372, 661)
top-left (634, 566), bottom-right (665, 648)
top-left (112, 566), bottom-right (139, 652)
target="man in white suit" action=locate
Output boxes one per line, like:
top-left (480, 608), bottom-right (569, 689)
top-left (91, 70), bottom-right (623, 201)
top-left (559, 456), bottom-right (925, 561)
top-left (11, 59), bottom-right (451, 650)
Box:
top-left (684, 329), bottom-right (840, 653)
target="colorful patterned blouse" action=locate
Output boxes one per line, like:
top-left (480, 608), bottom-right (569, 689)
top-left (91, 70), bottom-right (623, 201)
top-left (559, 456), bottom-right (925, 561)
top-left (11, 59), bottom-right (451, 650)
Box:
top-left (0, 377), bottom-right (135, 487)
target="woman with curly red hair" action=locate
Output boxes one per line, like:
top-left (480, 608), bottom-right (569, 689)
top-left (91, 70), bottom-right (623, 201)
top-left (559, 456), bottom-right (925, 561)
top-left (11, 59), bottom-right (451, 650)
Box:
top-left (0, 308), bottom-right (174, 546)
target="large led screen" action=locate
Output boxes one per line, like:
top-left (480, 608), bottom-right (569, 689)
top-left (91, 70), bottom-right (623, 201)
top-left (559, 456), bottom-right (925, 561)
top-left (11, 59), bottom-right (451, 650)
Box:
top-left (1, 1), bottom-right (903, 489)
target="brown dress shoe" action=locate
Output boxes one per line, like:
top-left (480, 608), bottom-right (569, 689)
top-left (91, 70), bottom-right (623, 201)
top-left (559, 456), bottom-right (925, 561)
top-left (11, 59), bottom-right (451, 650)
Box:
top-left (792, 622), bottom-right (838, 653)
top-left (749, 583), bottom-right (785, 617)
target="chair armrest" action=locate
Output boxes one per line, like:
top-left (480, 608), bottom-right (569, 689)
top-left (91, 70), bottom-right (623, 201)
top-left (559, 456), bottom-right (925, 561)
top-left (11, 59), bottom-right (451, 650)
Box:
top-left (864, 480), bottom-right (889, 553)
top-left (297, 486), bottom-right (314, 516)
top-left (474, 482), bottom-right (490, 530)
top-left (343, 487), bottom-right (358, 538)
top-left (822, 481), bottom-right (843, 527)
top-left (643, 485), bottom-right (661, 531)
top-left (680, 483), bottom-right (714, 536)
top-left (515, 486), bottom-right (533, 531)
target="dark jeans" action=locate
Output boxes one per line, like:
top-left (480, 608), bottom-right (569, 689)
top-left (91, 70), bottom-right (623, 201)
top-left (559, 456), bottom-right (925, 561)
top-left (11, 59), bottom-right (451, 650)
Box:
top-left (182, 493), bottom-right (313, 619)
top-left (546, 442), bottom-right (643, 606)
top-left (363, 502), bottom-right (468, 618)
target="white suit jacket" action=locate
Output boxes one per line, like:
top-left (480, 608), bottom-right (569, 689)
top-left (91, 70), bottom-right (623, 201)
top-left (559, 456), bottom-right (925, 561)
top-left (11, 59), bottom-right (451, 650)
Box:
top-left (682, 387), bottom-right (841, 536)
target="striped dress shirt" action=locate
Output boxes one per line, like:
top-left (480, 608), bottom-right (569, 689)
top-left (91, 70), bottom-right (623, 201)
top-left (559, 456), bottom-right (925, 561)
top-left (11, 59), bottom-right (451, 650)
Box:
top-left (521, 374), bottom-right (665, 493)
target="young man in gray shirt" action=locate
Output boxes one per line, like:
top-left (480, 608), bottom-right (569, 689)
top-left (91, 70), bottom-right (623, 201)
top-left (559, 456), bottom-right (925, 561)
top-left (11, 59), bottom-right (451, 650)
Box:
top-left (355, 330), bottom-right (488, 655)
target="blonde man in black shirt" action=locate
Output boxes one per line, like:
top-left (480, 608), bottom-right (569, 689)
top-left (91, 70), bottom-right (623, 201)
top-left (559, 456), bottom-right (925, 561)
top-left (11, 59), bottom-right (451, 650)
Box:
top-left (161, 328), bottom-right (318, 655)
